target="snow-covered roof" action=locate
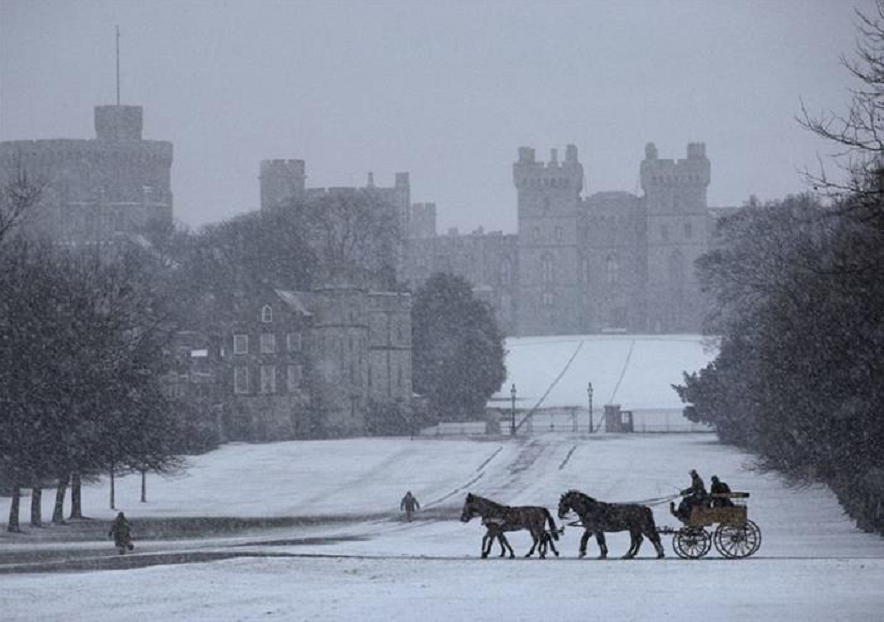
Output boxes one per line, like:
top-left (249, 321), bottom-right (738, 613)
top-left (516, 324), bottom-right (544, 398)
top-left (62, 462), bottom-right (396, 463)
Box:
top-left (274, 289), bottom-right (313, 316)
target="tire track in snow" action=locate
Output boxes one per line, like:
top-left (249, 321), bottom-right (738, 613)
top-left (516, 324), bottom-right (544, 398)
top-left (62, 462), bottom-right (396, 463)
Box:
top-left (558, 445), bottom-right (577, 471)
top-left (423, 445), bottom-right (503, 508)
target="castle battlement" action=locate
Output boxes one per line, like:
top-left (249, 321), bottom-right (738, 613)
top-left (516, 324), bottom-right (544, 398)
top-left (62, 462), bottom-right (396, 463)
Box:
top-left (640, 142), bottom-right (710, 191)
top-left (513, 144), bottom-right (583, 191)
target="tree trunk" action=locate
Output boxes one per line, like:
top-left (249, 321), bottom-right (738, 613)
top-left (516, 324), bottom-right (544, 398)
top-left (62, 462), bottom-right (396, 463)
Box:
top-left (69, 472), bottom-right (83, 519)
top-left (52, 473), bottom-right (69, 524)
top-left (109, 466), bottom-right (115, 510)
top-left (7, 485), bottom-right (21, 533)
top-left (141, 469), bottom-right (147, 503)
top-left (30, 486), bottom-right (42, 527)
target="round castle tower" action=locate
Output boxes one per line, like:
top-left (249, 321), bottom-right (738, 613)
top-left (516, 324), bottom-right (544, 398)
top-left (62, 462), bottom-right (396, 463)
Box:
top-left (0, 104), bottom-right (173, 245)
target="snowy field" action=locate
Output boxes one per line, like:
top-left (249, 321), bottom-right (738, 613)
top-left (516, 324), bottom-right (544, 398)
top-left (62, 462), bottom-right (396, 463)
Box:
top-left (2, 433), bottom-right (884, 621)
top-left (494, 334), bottom-right (718, 410)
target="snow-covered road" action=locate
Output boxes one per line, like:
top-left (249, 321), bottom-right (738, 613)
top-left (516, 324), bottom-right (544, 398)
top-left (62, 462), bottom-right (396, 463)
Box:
top-left (2, 434), bottom-right (883, 621)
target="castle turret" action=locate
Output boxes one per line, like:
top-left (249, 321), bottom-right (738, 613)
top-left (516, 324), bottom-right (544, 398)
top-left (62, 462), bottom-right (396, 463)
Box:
top-left (513, 144), bottom-right (583, 336)
top-left (94, 105), bottom-right (143, 141)
top-left (260, 159), bottom-right (306, 211)
top-left (640, 143), bottom-right (711, 332)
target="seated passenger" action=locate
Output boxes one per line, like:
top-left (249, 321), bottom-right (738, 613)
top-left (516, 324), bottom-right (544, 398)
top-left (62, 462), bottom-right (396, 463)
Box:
top-left (710, 475), bottom-right (734, 508)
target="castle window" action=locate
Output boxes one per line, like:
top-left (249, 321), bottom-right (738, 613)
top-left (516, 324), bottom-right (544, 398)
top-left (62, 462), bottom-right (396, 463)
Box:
top-left (541, 253), bottom-right (555, 284)
top-left (605, 254), bottom-right (619, 284)
top-left (542, 291), bottom-right (555, 306)
top-left (532, 228), bottom-right (540, 242)
top-left (260, 365), bottom-right (276, 394)
top-left (543, 197), bottom-right (551, 214)
top-left (684, 222), bottom-right (693, 238)
top-left (234, 366), bottom-right (249, 394)
top-left (261, 305), bottom-right (273, 323)
top-left (672, 195), bottom-right (681, 211)
top-left (554, 227), bottom-right (563, 242)
top-left (581, 258), bottom-right (590, 284)
top-left (287, 332), bottom-right (302, 352)
top-left (260, 333), bottom-right (276, 354)
top-left (287, 364), bottom-right (302, 391)
top-left (661, 224), bottom-right (670, 241)
top-left (233, 334), bottom-right (249, 355)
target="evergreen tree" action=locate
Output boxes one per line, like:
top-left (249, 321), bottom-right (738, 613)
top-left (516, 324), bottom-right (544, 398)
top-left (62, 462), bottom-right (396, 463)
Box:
top-left (412, 273), bottom-right (506, 423)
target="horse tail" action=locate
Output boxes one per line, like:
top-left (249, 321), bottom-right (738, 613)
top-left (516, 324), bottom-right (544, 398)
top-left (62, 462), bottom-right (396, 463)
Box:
top-left (545, 509), bottom-right (560, 540)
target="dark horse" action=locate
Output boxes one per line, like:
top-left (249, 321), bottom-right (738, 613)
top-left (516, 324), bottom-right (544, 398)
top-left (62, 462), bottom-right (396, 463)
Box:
top-left (461, 493), bottom-right (560, 558)
top-left (558, 490), bottom-right (665, 559)
top-left (481, 516), bottom-right (560, 559)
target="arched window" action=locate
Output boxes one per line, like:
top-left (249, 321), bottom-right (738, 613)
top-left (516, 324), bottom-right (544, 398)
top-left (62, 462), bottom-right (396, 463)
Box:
top-left (605, 254), bottom-right (619, 284)
top-left (541, 253), bottom-right (554, 284)
top-left (581, 258), bottom-right (590, 284)
top-left (261, 305), bottom-right (273, 323)
top-left (668, 250), bottom-right (685, 285)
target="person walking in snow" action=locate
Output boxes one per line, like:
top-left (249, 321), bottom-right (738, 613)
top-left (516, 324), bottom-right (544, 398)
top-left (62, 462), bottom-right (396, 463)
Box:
top-left (400, 491), bottom-right (420, 522)
top-left (109, 511), bottom-right (134, 554)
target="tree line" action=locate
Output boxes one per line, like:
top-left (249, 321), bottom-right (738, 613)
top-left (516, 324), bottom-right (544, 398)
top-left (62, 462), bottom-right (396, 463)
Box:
top-left (676, 3), bottom-right (884, 534)
top-left (1, 176), bottom-right (507, 529)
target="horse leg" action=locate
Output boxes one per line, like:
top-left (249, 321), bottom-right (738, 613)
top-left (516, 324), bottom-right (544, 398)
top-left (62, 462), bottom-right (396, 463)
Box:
top-left (596, 532), bottom-right (608, 559)
top-left (497, 534), bottom-right (508, 557)
top-left (579, 530), bottom-right (591, 558)
top-left (501, 534), bottom-right (515, 558)
top-left (648, 529), bottom-right (665, 558)
top-left (535, 528), bottom-right (547, 559)
top-left (481, 533), bottom-right (491, 559)
top-left (623, 530), bottom-right (640, 559)
top-left (547, 533), bottom-right (560, 557)
top-left (525, 532), bottom-right (538, 558)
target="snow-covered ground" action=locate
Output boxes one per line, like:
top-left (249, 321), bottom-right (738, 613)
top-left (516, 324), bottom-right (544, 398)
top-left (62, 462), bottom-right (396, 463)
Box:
top-left (494, 334), bottom-right (718, 410)
top-left (2, 433), bottom-right (884, 621)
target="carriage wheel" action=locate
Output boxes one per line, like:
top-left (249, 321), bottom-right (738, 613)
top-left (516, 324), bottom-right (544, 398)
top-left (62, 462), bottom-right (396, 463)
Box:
top-left (672, 527), bottom-right (711, 559)
top-left (714, 520), bottom-right (761, 559)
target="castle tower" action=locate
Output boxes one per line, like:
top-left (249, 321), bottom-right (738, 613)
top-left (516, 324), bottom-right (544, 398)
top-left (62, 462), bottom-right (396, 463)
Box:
top-left (640, 142), bottom-right (711, 332)
top-left (259, 159), bottom-right (306, 211)
top-left (513, 144), bottom-right (583, 336)
top-left (0, 104), bottom-right (173, 245)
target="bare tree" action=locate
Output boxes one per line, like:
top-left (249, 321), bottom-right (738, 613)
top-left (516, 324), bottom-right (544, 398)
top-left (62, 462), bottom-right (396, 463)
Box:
top-left (799, 0), bottom-right (884, 223)
top-left (0, 163), bottom-right (42, 245)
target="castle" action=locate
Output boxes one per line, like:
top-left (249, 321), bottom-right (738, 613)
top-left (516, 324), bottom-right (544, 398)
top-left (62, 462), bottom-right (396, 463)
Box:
top-left (404, 143), bottom-right (716, 335)
top-left (261, 143), bottom-right (718, 336)
top-left (0, 105), bottom-right (173, 244)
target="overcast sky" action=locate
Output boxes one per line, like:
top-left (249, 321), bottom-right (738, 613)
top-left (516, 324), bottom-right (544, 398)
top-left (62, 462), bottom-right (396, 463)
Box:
top-left (0, 0), bottom-right (874, 233)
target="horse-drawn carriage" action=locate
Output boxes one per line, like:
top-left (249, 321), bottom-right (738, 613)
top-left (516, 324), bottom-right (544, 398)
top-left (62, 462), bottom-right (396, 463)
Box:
top-left (661, 492), bottom-right (762, 559)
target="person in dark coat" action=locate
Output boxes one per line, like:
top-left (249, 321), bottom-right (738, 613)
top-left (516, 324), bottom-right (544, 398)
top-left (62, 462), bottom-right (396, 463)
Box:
top-left (109, 511), bottom-right (134, 554)
top-left (400, 491), bottom-right (420, 522)
top-left (710, 475), bottom-right (734, 508)
top-left (671, 469), bottom-right (709, 523)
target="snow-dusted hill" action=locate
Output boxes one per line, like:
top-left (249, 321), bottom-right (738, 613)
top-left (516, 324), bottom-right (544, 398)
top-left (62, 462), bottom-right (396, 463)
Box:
top-left (494, 334), bottom-right (718, 410)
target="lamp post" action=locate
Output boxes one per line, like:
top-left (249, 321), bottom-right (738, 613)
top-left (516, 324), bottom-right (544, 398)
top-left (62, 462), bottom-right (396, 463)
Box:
top-left (587, 382), bottom-right (594, 433)
top-left (510, 383), bottom-right (517, 436)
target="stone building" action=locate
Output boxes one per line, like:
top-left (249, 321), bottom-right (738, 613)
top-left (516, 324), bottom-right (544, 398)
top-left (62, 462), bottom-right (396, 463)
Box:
top-left (221, 281), bottom-right (412, 440)
top-left (0, 104), bottom-right (173, 244)
top-left (404, 142), bottom-right (721, 335)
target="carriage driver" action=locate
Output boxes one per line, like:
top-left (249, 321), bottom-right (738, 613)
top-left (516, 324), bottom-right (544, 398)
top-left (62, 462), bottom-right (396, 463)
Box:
top-left (671, 469), bottom-right (709, 523)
